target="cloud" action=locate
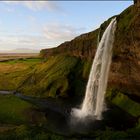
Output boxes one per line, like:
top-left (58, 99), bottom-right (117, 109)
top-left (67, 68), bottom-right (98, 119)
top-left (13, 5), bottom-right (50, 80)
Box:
top-left (0, 35), bottom-right (49, 50)
top-left (3, 1), bottom-right (61, 11)
top-left (43, 23), bottom-right (86, 42)
top-left (0, 23), bottom-right (86, 50)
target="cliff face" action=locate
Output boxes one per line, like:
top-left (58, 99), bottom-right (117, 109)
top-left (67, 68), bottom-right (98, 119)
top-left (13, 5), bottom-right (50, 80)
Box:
top-left (134, 0), bottom-right (140, 5)
top-left (109, 5), bottom-right (140, 97)
top-left (40, 4), bottom-right (140, 98)
top-left (40, 29), bottom-right (98, 60)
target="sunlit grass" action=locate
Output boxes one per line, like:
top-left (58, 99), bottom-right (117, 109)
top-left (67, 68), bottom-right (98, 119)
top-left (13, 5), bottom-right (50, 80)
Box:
top-left (0, 58), bottom-right (42, 91)
top-left (0, 95), bottom-right (33, 124)
top-left (112, 93), bottom-right (140, 117)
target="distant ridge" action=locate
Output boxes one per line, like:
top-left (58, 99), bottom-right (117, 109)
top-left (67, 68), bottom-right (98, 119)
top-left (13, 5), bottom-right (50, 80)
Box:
top-left (0, 48), bottom-right (40, 53)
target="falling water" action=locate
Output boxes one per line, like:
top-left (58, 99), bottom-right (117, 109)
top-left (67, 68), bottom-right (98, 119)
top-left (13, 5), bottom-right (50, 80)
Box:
top-left (71, 18), bottom-right (117, 121)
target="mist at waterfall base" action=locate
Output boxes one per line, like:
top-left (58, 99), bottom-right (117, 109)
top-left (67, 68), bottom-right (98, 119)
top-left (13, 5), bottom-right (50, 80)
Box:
top-left (71, 18), bottom-right (117, 125)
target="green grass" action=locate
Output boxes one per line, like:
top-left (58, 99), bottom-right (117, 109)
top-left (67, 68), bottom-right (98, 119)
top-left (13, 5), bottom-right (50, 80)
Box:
top-left (82, 60), bottom-right (92, 79)
top-left (0, 58), bottom-right (42, 91)
top-left (0, 125), bottom-right (66, 140)
top-left (112, 92), bottom-right (140, 117)
top-left (0, 124), bottom-right (140, 140)
top-left (0, 55), bottom-right (90, 98)
top-left (117, 5), bottom-right (134, 32)
top-left (0, 95), bottom-right (34, 124)
top-left (17, 55), bottom-right (92, 98)
top-left (18, 55), bottom-right (80, 97)
top-left (0, 58), bottom-right (42, 65)
top-left (95, 127), bottom-right (140, 140)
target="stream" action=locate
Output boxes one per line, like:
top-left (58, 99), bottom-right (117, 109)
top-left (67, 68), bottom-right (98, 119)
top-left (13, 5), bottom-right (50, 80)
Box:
top-left (0, 90), bottom-right (74, 135)
top-left (0, 90), bottom-right (137, 136)
top-left (0, 90), bottom-right (70, 115)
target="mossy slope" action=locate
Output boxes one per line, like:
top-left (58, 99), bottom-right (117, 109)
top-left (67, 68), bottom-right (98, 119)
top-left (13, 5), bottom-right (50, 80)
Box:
top-left (18, 55), bottom-right (91, 98)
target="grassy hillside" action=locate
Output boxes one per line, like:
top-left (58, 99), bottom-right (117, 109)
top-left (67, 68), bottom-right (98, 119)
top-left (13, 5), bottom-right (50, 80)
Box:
top-left (0, 58), bottom-right (42, 91)
top-left (17, 55), bottom-right (92, 98)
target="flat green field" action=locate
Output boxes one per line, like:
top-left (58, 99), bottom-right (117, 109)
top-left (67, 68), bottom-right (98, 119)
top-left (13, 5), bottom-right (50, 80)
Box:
top-left (0, 94), bottom-right (48, 139)
top-left (0, 95), bottom-right (34, 124)
top-left (0, 53), bottom-right (39, 61)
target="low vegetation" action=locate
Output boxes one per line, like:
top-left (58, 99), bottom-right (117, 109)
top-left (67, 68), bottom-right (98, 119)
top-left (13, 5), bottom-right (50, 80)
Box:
top-left (0, 53), bottom-right (39, 61)
top-left (0, 58), bottom-right (42, 91)
top-left (18, 55), bottom-right (91, 98)
top-left (112, 93), bottom-right (140, 117)
top-left (0, 95), bottom-right (34, 124)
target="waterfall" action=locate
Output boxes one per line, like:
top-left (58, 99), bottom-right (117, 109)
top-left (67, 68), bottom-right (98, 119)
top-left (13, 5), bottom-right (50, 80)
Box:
top-left (71, 18), bottom-right (117, 121)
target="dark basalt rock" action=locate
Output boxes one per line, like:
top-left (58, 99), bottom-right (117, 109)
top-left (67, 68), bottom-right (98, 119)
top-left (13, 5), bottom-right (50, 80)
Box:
top-left (134, 0), bottom-right (140, 5)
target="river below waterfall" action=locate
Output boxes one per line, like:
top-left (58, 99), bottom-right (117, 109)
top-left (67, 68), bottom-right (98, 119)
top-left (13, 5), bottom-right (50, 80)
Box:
top-left (0, 90), bottom-right (137, 136)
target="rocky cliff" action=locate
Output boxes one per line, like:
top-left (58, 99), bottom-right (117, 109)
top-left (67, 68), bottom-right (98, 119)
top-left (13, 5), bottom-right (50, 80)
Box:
top-left (40, 29), bottom-right (98, 60)
top-left (109, 4), bottom-right (140, 97)
top-left (134, 0), bottom-right (140, 5)
top-left (40, 3), bottom-right (140, 98)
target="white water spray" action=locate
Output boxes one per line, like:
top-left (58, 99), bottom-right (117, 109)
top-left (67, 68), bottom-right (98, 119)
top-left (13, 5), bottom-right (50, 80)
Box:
top-left (71, 18), bottom-right (117, 121)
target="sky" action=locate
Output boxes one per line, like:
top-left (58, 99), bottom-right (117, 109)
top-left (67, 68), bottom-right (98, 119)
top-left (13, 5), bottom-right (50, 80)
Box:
top-left (0, 1), bottom-right (133, 51)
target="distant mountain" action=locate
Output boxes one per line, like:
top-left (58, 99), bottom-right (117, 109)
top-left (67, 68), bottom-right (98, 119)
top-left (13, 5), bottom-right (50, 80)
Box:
top-left (0, 48), bottom-right (40, 53)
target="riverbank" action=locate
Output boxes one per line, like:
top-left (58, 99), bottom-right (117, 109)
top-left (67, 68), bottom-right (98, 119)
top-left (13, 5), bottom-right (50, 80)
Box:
top-left (0, 90), bottom-right (140, 139)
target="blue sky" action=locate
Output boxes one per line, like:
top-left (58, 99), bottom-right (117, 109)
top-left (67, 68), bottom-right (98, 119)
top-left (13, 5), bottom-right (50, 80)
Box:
top-left (0, 1), bottom-right (133, 51)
